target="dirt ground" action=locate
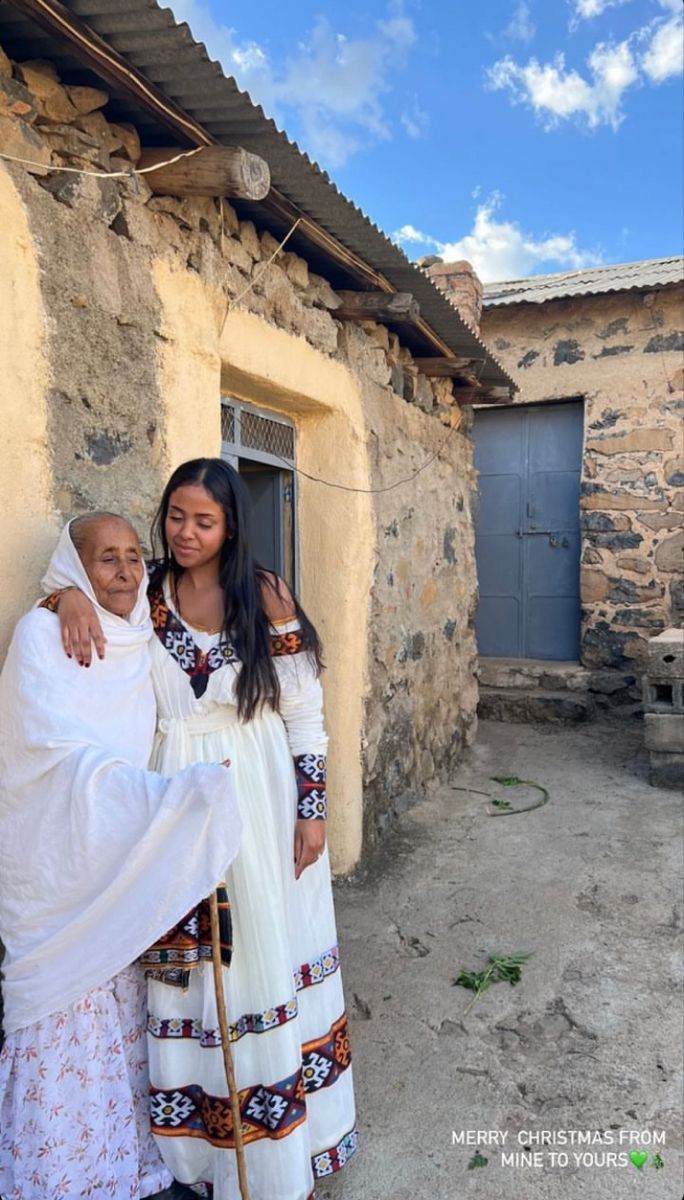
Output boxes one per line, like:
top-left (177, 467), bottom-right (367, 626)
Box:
top-left (324, 717), bottom-right (683, 1200)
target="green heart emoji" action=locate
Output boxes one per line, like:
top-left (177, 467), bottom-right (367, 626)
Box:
top-left (629, 1151), bottom-right (648, 1169)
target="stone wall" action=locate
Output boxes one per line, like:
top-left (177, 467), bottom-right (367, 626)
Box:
top-left (337, 321), bottom-right (479, 841)
top-left (480, 286), bottom-right (683, 697)
top-left (0, 47), bottom-right (480, 865)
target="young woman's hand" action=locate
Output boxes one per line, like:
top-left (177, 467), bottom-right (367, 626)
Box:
top-left (294, 819), bottom-right (327, 880)
top-left (59, 589), bottom-right (106, 666)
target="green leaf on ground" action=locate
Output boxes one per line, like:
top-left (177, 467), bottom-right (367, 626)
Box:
top-left (454, 951), bottom-right (532, 1014)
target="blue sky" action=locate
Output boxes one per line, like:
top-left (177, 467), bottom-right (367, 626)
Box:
top-left (168, 1), bottom-right (683, 281)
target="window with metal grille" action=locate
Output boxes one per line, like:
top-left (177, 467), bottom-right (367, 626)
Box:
top-left (221, 398), bottom-right (295, 468)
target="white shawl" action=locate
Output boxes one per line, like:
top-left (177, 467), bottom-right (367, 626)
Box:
top-left (0, 522), bottom-right (242, 1034)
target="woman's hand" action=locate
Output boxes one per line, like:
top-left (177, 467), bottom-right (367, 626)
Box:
top-left (59, 589), bottom-right (106, 666)
top-left (294, 819), bottom-right (326, 880)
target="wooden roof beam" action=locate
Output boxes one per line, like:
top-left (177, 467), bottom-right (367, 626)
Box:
top-left (333, 291), bottom-right (420, 323)
top-left (138, 145), bottom-right (270, 199)
top-left (414, 356), bottom-right (479, 377)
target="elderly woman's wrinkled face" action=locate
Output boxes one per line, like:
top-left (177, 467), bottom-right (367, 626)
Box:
top-left (78, 517), bottom-right (144, 617)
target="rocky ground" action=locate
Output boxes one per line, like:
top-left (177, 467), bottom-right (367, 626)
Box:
top-left (324, 717), bottom-right (683, 1200)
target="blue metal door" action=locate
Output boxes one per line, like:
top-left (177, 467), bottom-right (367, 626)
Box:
top-left (473, 401), bottom-right (583, 660)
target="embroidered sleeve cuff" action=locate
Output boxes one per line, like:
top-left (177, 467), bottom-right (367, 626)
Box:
top-left (294, 752), bottom-right (327, 820)
top-left (40, 590), bottom-right (64, 613)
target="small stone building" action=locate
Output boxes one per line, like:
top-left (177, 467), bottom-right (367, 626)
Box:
top-left (430, 258), bottom-right (682, 715)
top-left (0, 1), bottom-right (513, 872)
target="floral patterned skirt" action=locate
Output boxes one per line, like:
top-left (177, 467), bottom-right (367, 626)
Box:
top-left (0, 964), bottom-right (172, 1200)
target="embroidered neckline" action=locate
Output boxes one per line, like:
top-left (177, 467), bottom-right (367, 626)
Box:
top-left (147, 565), bottom-right (307, 698)
top-left (148, 573), bottom-right (237, 700)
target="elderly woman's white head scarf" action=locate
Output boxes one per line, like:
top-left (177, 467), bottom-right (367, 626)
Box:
top-left (0, 520), bottom-right (240, 1035)
top-left (42, 516), bottom-right (151, 642)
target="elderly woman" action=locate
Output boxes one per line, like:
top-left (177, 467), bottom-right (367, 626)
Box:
top-left (0, 514), bottom-right (242, 1200)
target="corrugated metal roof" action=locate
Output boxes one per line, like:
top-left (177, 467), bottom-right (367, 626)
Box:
top-left (483, 256), bottom-right (684, 308)
top-left (0, 0), bottom-right (515, 393)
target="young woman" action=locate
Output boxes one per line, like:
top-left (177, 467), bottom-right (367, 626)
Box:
top-left (56, 460), bottom-right (357, 1200)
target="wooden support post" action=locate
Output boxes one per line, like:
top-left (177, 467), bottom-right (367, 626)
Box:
top-left (334, 291), bottom-right (420, 323)
top-left (138, 145), bottom-right (270, 199)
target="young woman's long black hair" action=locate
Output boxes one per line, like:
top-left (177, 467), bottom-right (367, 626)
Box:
top-left (151, 457), bottom-right (324, 723)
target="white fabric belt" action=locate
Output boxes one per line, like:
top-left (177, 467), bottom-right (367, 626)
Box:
top-left (158, 709), bottom-right (240, 737)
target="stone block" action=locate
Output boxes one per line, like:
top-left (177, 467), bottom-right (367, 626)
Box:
top-left (0, 43), bottom-right (12, 78)
top-left (239, 219), bottom-right (261, 261)
top-left (587, 428), bottom-right (675, 455)
top-left (0, 76), bottom-right (37, 122)
top-left (0, 114), bottom-right (51, 173)
top-left (281, 251), bottom-right (309, 290)
top-left (654, 530), bottom-right (683, 573)
top-left (588, 670), bottom-right (635, 696)
top-left (37, 121), bottom-right (109, 168)
top-left (642, 675), bottom-right (684, 713)
top-left (16, 61), bottom-right (79, 124)
top-left (65, 85), bottom-right (109, 116)
top-left (647, 628), bottom-right (684, 680)
top-left (303, 272), bottom-right (340, 310)
top-left (644, 714), bottom-right (684, 754)
top-left (648, 751), bottom-right (684, 790)
top-left (478, 687), bottom-right (593, 724)
top-left (73, 110), bottom-right (122, 156)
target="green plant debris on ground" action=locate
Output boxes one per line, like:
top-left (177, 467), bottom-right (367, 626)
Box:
top-left (467, 1151), bottom-right (489, 1169)
top-left (454, 951), bottom-right (532, 1015)
top-left (488, 775), bottom-right (549, 817)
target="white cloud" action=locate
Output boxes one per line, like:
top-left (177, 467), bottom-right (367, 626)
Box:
top-left (491, 0), bottom-right (682, 128)
top-left (505, 2), bottom-right (537, 43)
top-left (167, 0), bottom-right (420, 168)
top-left (400, 100), bottom-right (430, 139)
top-left (571, 0), bottom-right (634, 21)
top-left (393, 195), bottom-right (602, 283)
top-left (641, 14), bottom-right (684, 80)
top-left (488, 40), bottom-right (638, 128)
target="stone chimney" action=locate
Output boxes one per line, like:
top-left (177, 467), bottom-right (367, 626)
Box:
top-left (420, 258), bottom-right (484, 335)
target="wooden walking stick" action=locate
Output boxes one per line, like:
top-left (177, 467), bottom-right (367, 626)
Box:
top-left (209, 889), bottom-right (252, 1200)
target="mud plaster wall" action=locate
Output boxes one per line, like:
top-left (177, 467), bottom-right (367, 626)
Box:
top-left (0, 168), bottom-right (58, 654)
top-left (480, 288), bottom-right (684, 692)
top-left (0, 89), bottom-right (478, 867)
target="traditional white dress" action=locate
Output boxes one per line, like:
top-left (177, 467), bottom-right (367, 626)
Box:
top-left (144, 577), bottom-right (357, 1200)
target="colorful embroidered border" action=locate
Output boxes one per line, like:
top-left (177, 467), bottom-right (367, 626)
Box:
top-left (148, 575), bottom-right (237, 700)
top-left (148, 943), bottom-right (341, 1048)
top-left (151, 1013), bottom-right (351, 1149)
top-left (312, 1125), bottom-right (359, 1179)
top-left (302, 1014), bottom-right (351, 1094)
top-left (295, 752), bottom-right (327, 820)
top-left (148, 570), bottom-right (307, 698)
top-left (141, 887), bottom-right (232, 986)
top-left (270, 627), bottom-right (305, 656)
top-left (294, 943), bottom-right (339, 991)
top-left (148, 996), bottom-right (299, 1047)
top-left (151, 1069), bottom-right (306, 1147)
